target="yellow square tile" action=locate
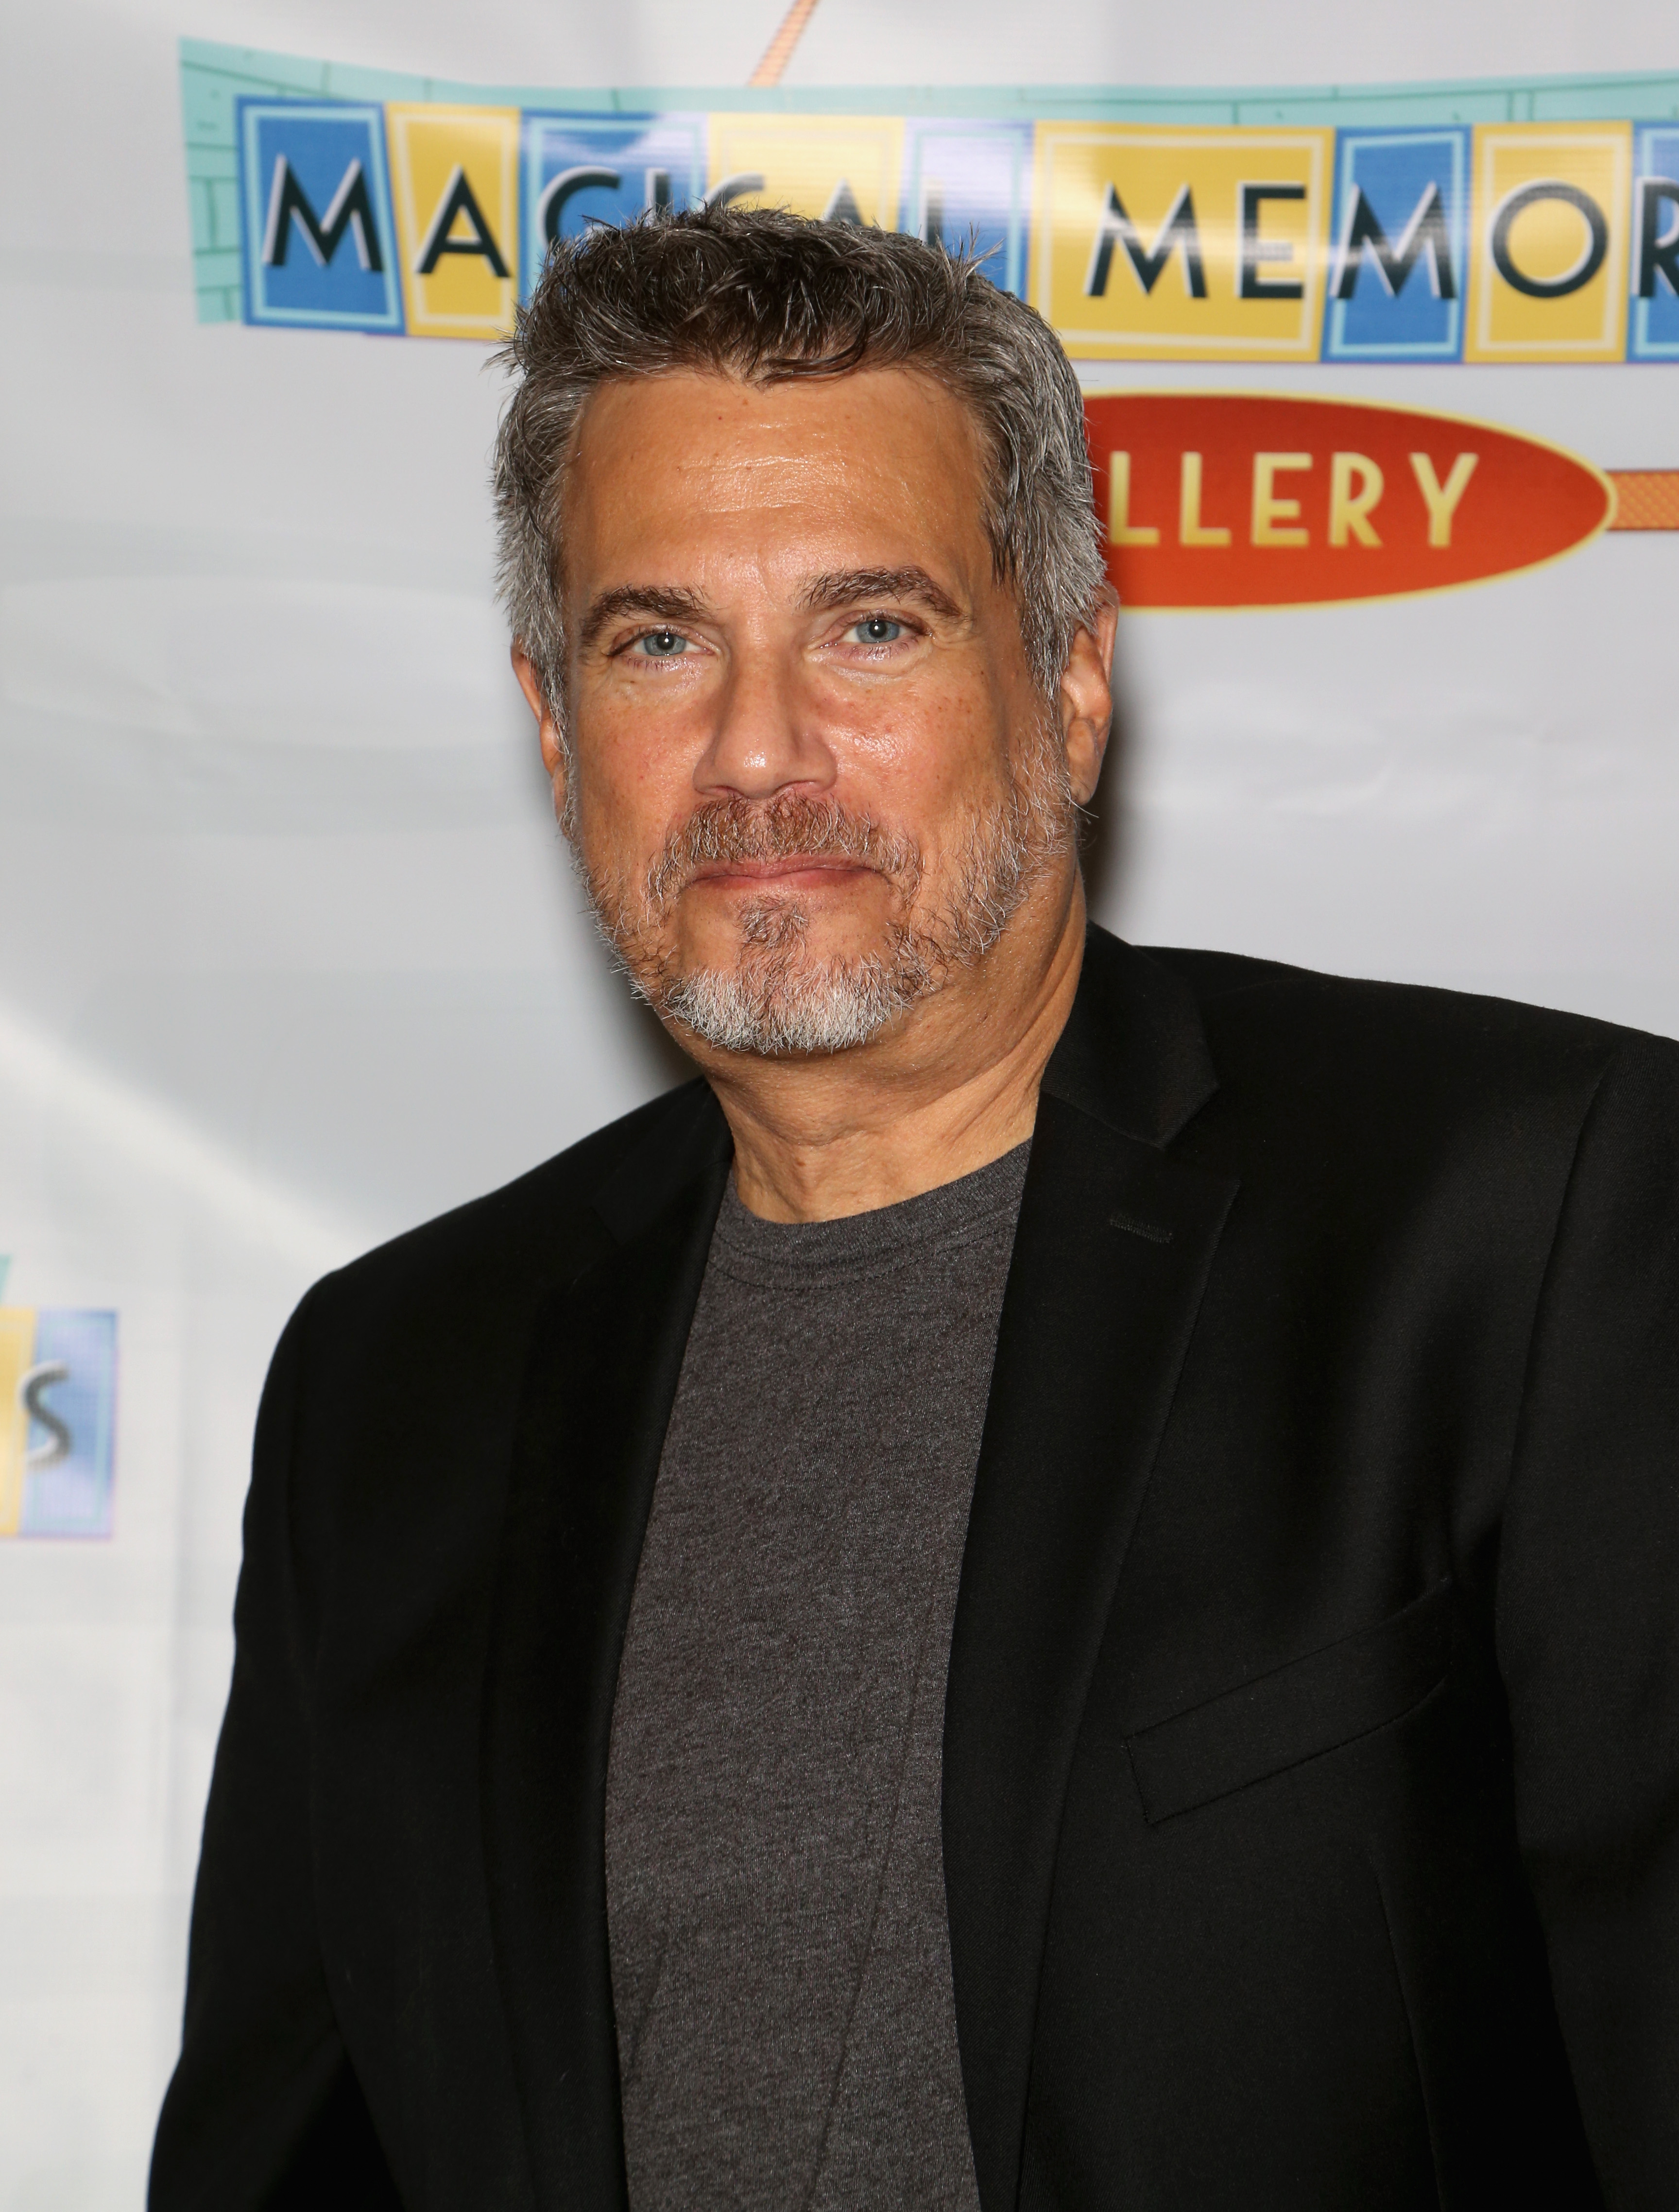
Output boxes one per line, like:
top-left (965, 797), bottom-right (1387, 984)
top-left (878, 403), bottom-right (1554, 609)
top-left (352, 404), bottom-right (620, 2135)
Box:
top-left (387, 104), bottom-right (521, 340)
top-left (1465, 124), bottom-right (1631, 362)
top-left (0, 1308), bottom-right (36, 1538)
top-left (705, 115), bottom-right (905, 229)
top-left (1033, 124), bottom-right (1334, 361)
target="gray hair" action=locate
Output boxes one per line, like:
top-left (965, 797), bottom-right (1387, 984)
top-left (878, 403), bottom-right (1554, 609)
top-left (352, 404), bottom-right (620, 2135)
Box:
top-left (491, 204), bottom-right (1106, 743)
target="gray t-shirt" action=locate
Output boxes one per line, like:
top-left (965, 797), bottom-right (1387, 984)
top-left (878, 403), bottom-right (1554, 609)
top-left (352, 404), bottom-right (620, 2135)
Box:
top-left (604, 1142), bottom-right (1031, 2211)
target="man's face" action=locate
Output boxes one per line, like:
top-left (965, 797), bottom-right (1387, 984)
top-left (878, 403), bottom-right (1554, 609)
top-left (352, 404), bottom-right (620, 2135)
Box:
top-left (544, 365), bottom-right (1100, 1057)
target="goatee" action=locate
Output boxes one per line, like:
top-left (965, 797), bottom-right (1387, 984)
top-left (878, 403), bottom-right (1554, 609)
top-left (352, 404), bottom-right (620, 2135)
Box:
top-left (581, 739), bottom-right (1075, 1058)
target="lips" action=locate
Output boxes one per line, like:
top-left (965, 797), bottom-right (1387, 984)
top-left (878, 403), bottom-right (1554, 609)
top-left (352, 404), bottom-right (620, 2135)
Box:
top-left (685, 855), bottom-right (875, 887)
top-left (641, 794), bottom-right (921, 915)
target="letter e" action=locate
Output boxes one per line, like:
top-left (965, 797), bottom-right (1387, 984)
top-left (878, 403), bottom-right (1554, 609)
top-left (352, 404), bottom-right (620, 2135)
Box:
top-left (1251, 453), bottom-right (1313, 546)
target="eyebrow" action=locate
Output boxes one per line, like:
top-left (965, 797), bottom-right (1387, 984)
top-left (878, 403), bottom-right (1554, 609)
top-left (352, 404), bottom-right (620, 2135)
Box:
top-left (798, 567), bottom-right (964, 622)
top-left (578, 583), bottom-right (711, 653)
top-left (577, 565), bottom-right (965, 653)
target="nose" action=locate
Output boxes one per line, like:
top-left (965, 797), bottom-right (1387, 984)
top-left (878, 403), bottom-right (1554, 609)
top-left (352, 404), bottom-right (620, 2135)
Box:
top-left (693, 639), bottom-right (836, 802)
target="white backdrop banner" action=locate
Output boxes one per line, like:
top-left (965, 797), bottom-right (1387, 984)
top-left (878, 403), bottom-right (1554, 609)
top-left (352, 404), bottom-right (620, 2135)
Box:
top-left (3, 8), bottom-right (1678, 2206)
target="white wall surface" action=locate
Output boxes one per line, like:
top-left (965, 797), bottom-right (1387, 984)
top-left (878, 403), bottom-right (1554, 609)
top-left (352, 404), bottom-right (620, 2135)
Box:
top-left (2, 3), bottom-right (1677, 2203)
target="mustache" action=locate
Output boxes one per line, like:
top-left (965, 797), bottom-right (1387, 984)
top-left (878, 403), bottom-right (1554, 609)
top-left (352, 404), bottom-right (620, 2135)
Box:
top-left (642, 795), bottom-right (922, 912)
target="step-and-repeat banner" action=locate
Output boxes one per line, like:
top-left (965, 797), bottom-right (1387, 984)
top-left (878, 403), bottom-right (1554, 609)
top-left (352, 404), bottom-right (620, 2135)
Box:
top-left (3, 26), bottom-right (1677, 2207)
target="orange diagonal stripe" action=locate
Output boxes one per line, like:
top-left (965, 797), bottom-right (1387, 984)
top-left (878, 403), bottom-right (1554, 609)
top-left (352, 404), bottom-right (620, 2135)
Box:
top-left (748, 0), bottom-right (823, 86)
top-left (1606, 471), bottom-right (1679, 530)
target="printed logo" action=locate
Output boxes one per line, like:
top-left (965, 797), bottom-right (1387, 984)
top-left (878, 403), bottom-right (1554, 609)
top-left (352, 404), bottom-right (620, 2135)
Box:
top-left (1466, 124), bottom-right (1632, 362)
top-left (191, 63), bottom-right (1679, 386)
top-left (0, 1306), bottom-right (117, 1540)
top-left (704, 114), bottom-right (905, 228)
top-left (1033, 124), bottom-right (1333, 360)
top-left (1088, 392), bottom-right (1614, 608)
top-left (1631, 123), bottom-right (1679, 362)
top-left (386, 104), bottom-right (521, 340)
top-left (521, 112), bottom-right (707, 297)
top-left (1322, 127), bottom-right (1469, 362)
top-left (903, 119), bottom-right (1033, 296)
top-left (238, 100), bottom-right (402, 333)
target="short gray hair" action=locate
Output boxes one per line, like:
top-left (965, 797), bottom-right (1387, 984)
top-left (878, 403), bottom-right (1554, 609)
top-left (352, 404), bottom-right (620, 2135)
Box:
top-left (492, 205), bottom-right (1105, 734)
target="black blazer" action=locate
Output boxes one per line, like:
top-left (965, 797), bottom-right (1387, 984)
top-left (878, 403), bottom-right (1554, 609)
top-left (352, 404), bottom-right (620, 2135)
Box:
top-left (150, 927), bottom-right (1679, 2211)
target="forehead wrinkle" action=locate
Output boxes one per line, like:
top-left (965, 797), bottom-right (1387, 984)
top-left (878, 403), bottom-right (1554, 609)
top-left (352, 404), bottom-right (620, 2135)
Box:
top-left (578, 582), bottom-right (711, 653)
top-left (797, 566), bottom-right (965, 621)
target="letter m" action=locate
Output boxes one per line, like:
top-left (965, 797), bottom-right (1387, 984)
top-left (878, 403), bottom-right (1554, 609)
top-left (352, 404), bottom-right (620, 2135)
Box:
top-left (1331, 182), bottom-right (1455, 302)
top-left (1084, 182), bottom-right (1207, 299)
top-left (262, 155), bottom-right (384, 272)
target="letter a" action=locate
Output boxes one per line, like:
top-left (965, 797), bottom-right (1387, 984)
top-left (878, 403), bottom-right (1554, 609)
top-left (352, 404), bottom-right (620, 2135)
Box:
top-left (823, 178), bottom-right (865, 226)
top-left (415, 166), bottom-right (510, 278)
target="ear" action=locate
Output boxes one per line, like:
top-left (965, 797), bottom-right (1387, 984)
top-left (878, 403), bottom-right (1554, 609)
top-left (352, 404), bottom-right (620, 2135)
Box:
top-left (511, 646), bottom-right (569, 823)
top-left (1057, 585), bottom-right (1118, 807)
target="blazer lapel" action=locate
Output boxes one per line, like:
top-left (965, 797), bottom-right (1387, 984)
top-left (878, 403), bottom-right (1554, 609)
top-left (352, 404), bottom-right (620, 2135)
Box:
top-left (944, 929), bottom-right (1238, 2212)
top-left (480, 1082), bottom-right (731, 2211)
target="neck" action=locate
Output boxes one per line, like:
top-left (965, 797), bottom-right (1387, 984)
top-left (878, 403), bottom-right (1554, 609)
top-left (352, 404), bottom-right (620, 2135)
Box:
top-left (685, 874), bottom-right (1088, 1223)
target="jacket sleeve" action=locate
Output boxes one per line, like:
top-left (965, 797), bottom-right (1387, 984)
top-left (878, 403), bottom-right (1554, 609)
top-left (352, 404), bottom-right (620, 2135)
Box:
top-left (148, 1288), bottom-right (402, 2211)
top-left (1499, 1032), bottom-right (1679, 2206)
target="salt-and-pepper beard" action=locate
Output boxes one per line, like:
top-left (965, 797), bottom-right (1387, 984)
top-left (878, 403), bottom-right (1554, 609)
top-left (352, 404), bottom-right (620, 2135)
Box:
top-left (580, 726), bottom-right (1077, 1059)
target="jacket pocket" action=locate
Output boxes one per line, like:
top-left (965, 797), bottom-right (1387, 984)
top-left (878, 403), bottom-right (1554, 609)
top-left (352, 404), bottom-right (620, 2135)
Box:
top-left (1125, 1580), bottom-right (1455, 1825)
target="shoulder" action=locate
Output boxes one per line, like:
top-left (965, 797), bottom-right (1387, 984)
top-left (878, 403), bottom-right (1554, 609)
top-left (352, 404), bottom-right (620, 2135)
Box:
top-left (257, 1078), bottom-right (726, 1560)
top-left (241, 1084), bottom-right (728, 1619)
top-left (1135, 940), bottom-right (1679, 1175)
top-left (296, 1076), bottom-right (720, 1353)
top-left (1144, 941), bottom-right (1674, 1081)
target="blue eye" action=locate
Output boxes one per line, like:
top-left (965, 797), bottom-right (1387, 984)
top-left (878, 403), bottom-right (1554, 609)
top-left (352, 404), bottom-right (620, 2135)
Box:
top-left (635, 628), bottom-right (688, 658)
top-left (851, 615), bottom-right (903, 645)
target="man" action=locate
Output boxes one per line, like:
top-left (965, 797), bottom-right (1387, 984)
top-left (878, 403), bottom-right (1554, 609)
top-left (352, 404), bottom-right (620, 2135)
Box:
top-left (151, 209), bottom-right (1678, 2210)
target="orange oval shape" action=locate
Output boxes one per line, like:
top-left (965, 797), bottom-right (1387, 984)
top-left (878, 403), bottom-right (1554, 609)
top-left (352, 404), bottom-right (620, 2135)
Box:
top-left (1084, 391), bottom-right (1613, 609)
